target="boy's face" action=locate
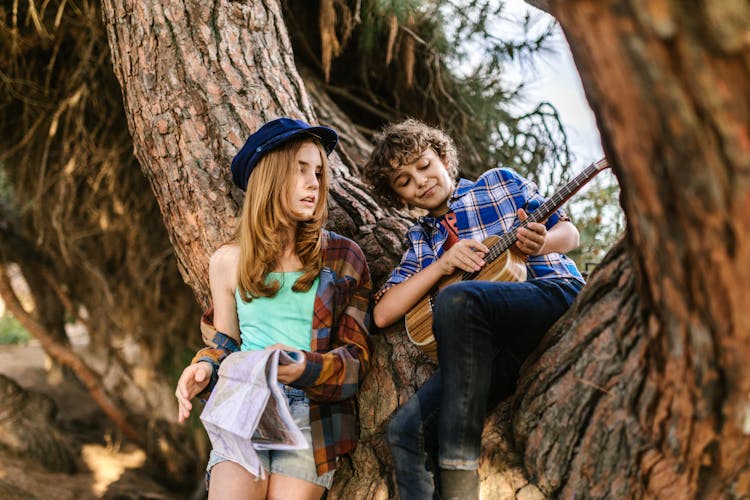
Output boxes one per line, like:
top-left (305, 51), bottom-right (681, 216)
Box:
top-left (388, 148), bottom-right (455, 217)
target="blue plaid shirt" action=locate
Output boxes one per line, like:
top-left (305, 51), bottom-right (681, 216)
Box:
top-left (376, 168), bottom-right (584, 300)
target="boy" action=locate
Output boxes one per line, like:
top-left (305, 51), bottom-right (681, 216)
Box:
top-left (365, 119), bottom-right (584, 499)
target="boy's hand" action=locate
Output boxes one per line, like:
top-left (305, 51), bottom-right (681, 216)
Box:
top-left (267, 343), bottom-right (307, 384)
top-left (438, 239), bottom-right (488, 274)
top-left (175, 361), bottom-right (213, 423)
top-left (516, 209), bottom-right (547, 256)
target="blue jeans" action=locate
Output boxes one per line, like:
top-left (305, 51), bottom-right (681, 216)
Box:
top-left (388, 277), bottom-right (582, 499)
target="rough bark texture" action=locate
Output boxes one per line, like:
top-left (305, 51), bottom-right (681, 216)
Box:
top-left (516, 1), bottom-right (750, 497)
top-left (100, 0), bottom-right (536, 496)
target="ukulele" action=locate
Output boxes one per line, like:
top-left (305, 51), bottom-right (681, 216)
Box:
top-left (405, 158), bottom-right (610, 361)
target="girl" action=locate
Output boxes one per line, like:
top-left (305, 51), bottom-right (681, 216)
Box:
top-left (175, 118), bottom-right (372, 500)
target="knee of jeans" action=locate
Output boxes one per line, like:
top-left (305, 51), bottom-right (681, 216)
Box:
top-left (434, 284), bottom-right (481, 327)
top-left (436, 283), bottom-right (482, 313)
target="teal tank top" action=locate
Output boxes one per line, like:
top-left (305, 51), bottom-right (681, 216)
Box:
top-left (236, 271), bottom-right (318, 352)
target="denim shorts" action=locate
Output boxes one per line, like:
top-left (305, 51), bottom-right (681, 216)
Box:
top-left (206, 385), bottom-right (335, 489)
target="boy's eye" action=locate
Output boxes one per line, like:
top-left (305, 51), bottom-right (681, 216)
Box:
top-left (398, 178), bottom-right (410, 187)
top-left (418, 161), bottom-right (430, 169)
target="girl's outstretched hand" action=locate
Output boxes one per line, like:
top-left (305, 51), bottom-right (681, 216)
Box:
top-left (267, 343), bottom-right (307, 384)
top-left (175, 361), bottom-right (213, 423)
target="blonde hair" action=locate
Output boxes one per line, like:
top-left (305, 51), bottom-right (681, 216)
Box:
top-left (236, 138), bottom-right (329, 301)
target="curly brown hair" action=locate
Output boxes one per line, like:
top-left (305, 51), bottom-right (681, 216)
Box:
top-left (364, 119), bottom-right (459, 208)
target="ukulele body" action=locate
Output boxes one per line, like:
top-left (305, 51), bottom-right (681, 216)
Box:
top-left (404, 236), bottom-right (527, 361)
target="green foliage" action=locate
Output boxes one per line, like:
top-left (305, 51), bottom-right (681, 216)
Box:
top-left (286, 0), bottom-right (571, 180)
top-left (566, 171), bottom-right (625, 276)
top-left (0, 314), bottom-right (31, 345)
top-left (285, 0), bottom-right (620, 261)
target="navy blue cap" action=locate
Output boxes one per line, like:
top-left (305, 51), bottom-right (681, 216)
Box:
top-left (230, 117), bottom-right (338, 190)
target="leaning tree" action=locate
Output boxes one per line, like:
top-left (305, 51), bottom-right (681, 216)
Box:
top-left (513, 1), bottom-right (750, 497)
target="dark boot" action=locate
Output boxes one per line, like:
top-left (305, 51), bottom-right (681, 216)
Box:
top-left (440, 469), bottom-right (479, 499)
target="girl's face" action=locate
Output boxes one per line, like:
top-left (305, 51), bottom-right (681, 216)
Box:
top-left (287, 141), bottom-right (324, 222)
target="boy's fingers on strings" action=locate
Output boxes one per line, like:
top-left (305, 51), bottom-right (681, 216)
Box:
top-left (440, 240), bottom-right (486, 273)
top-left (517, 236), bottom-right (536, 255)
top-left (458, 241), bottom-right (487, 269)
top-left (464, 239), bottom-right (489, 254)
top-left (459, 250), bottom-right (484, 271)
top-left (526, 221), bottom-right (547, 238)
top-left (517, 221), bottom-right (546, 253)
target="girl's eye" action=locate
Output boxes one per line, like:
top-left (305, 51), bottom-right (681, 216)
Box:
top-left (399, 178), bottom-right (410, 187)
top-left (419, 161), bottom-right (429, 169)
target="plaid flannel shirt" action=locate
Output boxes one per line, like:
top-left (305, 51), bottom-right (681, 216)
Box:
top-left (375, 167), bottom-right (584, 301)
top-left (192, 230), bottom-right (372, 475)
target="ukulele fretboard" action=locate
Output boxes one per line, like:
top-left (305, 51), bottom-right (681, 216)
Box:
top-left (460, 158), bottom-right (609, 280)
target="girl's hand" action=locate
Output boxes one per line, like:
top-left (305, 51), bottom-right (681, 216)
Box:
top-left (267, 344), bottom-right (307, 384)
top-left (516, 209), bottom-right (547, 256)
top-left (437, 239), bottom-right (489, 274)
top-left (175, 361), bottom-right (213, 423)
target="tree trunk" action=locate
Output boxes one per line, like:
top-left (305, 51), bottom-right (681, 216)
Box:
top-left (516, 1), bottom-right (750, 497)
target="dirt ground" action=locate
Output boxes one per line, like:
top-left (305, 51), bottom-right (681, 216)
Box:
top-left (0, 340), bottom-right (197, 500)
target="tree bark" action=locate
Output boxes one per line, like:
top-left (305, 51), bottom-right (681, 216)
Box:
top-left (101, 0), bottom-right (326, 305)
top-left (515, 1), bottom-right (750, 497)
